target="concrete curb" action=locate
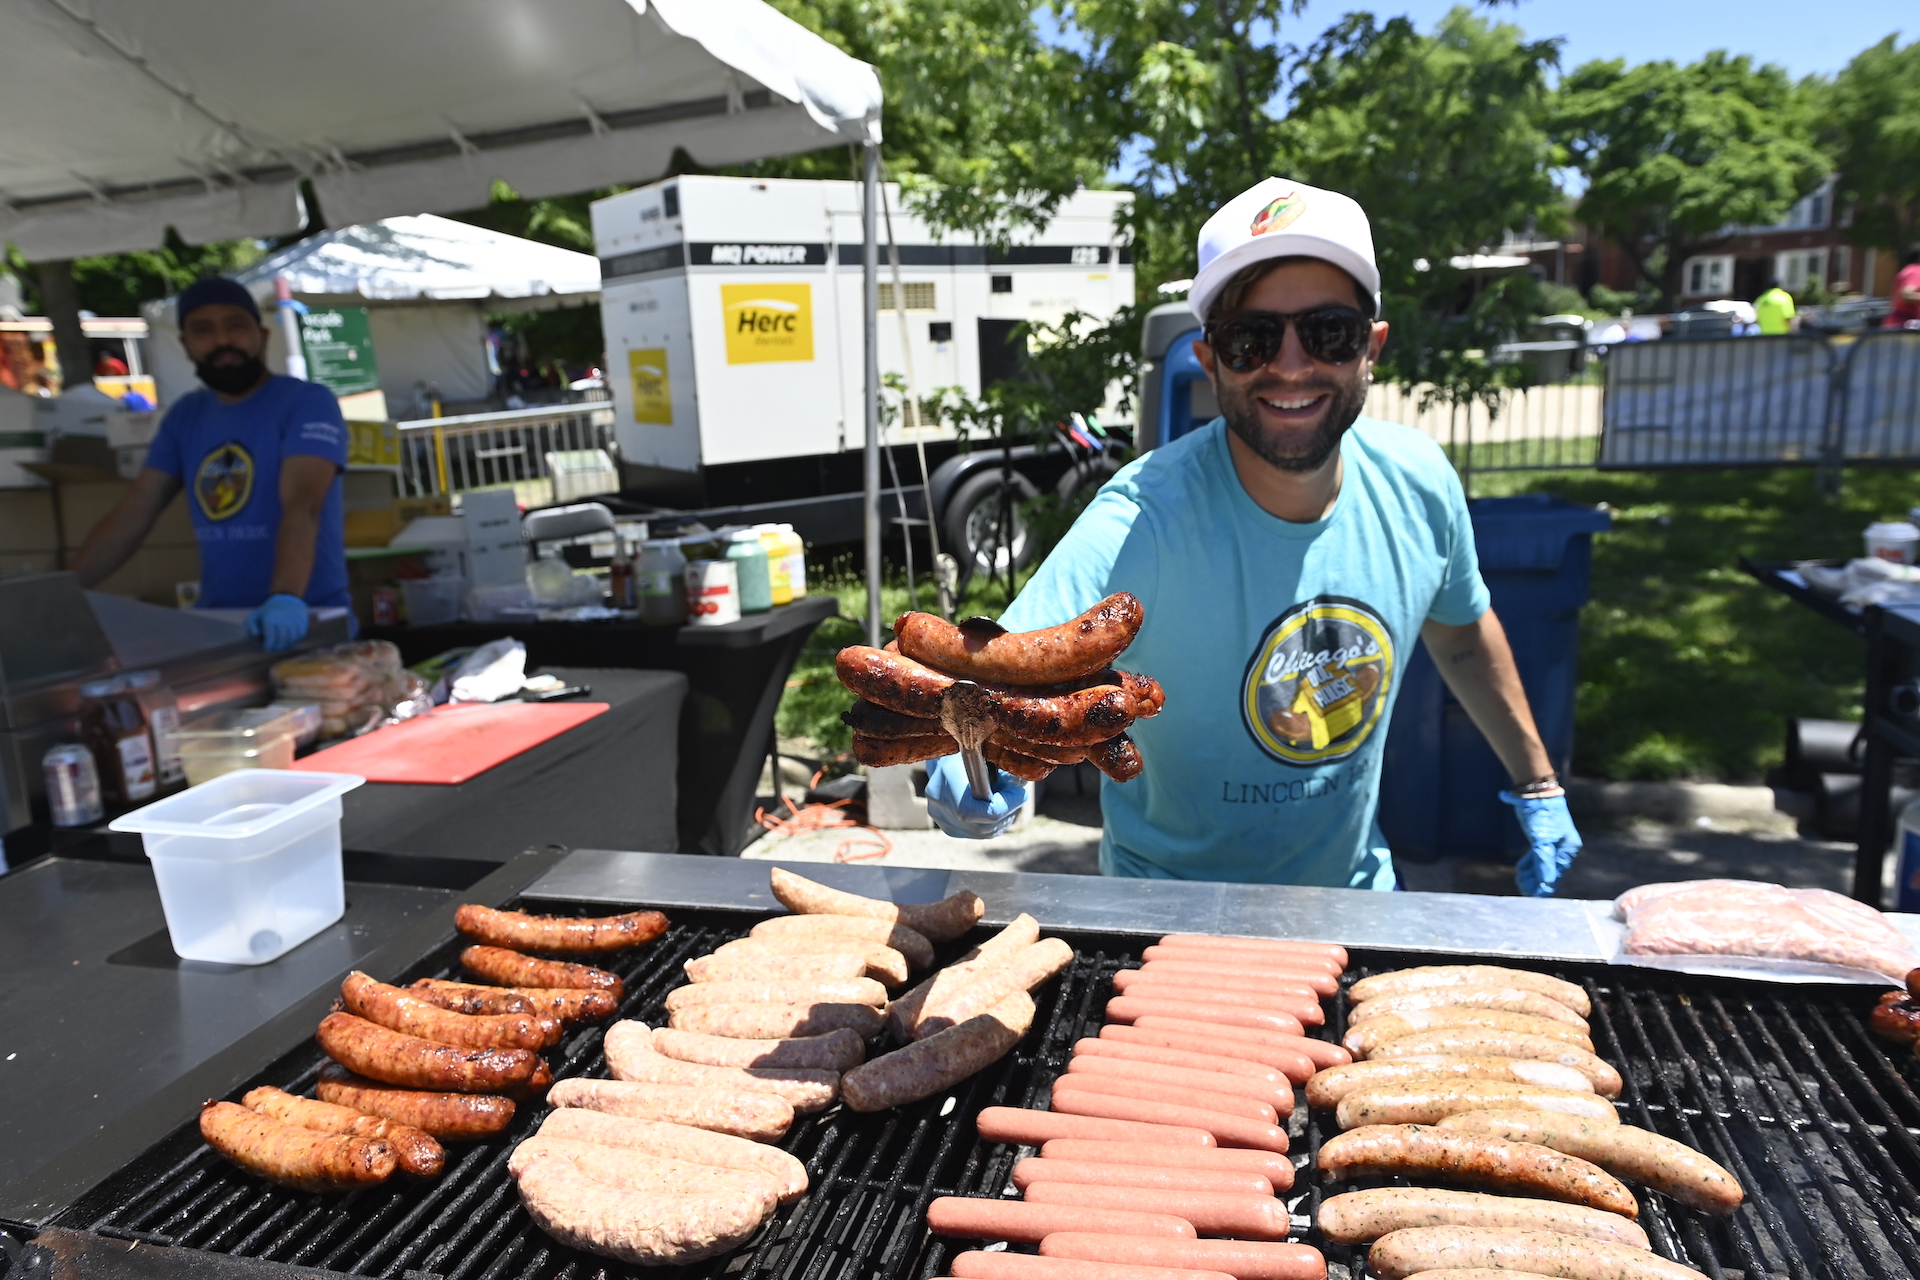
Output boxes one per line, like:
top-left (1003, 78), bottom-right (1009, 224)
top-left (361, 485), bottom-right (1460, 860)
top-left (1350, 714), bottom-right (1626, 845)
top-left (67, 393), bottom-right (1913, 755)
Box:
top-left (1567, 778), bottom-right (1795, 826)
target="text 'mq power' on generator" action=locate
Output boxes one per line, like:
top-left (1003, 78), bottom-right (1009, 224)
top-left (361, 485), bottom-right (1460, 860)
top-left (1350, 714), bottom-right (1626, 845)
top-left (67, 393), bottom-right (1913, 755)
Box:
top-left (590, 175), bottom-right (1134, 580)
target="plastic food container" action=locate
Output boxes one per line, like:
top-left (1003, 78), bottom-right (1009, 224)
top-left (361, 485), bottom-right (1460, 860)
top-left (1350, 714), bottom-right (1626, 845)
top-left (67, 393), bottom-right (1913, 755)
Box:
top-left (173, 707), bottom-right (300, 785)
top-left (401, 575), bottom-right (466, 625)
top-left (1865, 520), bottom-right (1919, 565)
top-left (265, 702), bottom-right (325, 748)
top-left (109, 769), bottom-right (366, 964)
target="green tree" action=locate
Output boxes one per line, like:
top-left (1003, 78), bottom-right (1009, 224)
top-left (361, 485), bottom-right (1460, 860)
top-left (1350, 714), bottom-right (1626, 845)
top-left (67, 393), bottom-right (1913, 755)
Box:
top-left (1280, 7), bottom-right (1564, 404)
top-left (1554, 52), bottom-right (1829, 307)
top-left (6, 231), bottom-right (262, 318)
top-left (1822, 35), bottom-right (1920, 255)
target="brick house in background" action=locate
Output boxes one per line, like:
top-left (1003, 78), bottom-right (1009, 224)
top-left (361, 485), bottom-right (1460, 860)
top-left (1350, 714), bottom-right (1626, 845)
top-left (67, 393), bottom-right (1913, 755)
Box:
top-left (1513, 175), bottom-right (1905, 307)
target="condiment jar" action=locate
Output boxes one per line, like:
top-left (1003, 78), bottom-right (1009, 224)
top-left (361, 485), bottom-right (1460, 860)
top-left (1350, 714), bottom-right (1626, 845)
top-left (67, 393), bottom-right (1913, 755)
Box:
top-left (638, 538), bottom-right (689, 626)
top-left (80, 676), bottom-right (158, 805)
top-left (726, 529), bottom-right (773, 613)
top-left (777, 523), bottom-right (807, 599)
top-left (757, 523), bottom-right (793, 606)
top-left (123, 669), bottom-right (186, 790)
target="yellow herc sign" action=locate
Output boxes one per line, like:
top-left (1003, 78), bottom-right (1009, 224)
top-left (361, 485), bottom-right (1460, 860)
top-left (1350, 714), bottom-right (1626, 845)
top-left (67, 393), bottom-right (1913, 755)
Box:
top-left (628, 349), bottom-right (672, 424)
top-left (722, 283), bottom-right (814, 364)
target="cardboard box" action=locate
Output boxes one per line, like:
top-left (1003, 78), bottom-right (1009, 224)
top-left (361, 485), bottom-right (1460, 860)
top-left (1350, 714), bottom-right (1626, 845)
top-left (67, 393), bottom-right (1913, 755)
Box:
top-left (346, 418), bottom-right (400, 466)
top-left (0, 489), bottom-right (57, 553)
top-left (58, 483), bottom-right (195, 550)
top-left (459, 488), bottom-right (527, 589)
top-left (92, 545), bottom-right (201, 606)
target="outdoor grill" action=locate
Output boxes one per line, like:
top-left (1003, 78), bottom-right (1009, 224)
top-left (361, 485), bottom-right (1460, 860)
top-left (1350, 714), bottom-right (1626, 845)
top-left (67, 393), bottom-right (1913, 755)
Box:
top-left (13, 901), bottom-right (1920, 1280)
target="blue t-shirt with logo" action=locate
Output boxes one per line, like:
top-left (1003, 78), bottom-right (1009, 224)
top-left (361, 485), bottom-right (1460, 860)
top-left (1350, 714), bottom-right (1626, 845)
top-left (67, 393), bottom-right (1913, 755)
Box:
top-left (997, 417), bottom-right (1489, 888)
top-left (145, 375), bottom-right (350, 609)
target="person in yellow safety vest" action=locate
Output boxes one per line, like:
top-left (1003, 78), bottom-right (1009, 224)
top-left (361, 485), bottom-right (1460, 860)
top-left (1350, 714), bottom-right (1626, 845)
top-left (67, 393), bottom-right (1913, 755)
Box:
top-left (1754, 279), bottom-right (1796, 336)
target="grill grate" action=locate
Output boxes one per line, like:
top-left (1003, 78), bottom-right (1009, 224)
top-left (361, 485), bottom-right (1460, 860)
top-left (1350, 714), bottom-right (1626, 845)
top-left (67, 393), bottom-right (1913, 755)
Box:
top-left (52, 918), bottom-right (1920, 1280)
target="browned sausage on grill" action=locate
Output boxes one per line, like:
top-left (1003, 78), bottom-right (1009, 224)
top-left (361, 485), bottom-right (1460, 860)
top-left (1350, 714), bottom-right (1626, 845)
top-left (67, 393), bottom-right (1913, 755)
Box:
top-left (242, 1086), bottom-right (445, 1177)
top-left (853, 732), bottom-right (956, 767)
top-left (200, 1100), bottom-right (396, 1191)
top-left (1088, 733), bottom-right (1145, 782)
top-left (1318, 1125), bottom-right (1638, 1218)
top-left (842, 699), bottom-right (945, 739)
top-left (892, 593), bottom-right (1143, 685)
top-left (341, 971), bottom-right (560, 1049)
top-left (459, 945), bottom-right (624, 998)
top-left (316, 1011), bottom-right (543, 1092)
top-left (410, 978), bottom-right (617, 1023)
top-left (834, 647), bottom-right (1138, 746)
top-left (454, 904), bottom-right (667, 954)
top-left (314, 1063), bottom-right (516, 1139)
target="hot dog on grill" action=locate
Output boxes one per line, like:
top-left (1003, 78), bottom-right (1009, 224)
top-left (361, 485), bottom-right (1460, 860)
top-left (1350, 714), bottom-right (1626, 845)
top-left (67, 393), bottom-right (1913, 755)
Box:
top-left (200, 1100), bottom-right (397, 1191)
top-left (341, 971), bottom-right (561, 1050)
top-left (1139, 952), bottom-right (1340, 990)
top-left (1038, 1139), bottom-right (1293, 1192)
top-left (547, 1076), bottom-right (794, 1142)
top-left (1065, 1055), bottom-right (1294, 1116)
top-left (315, 1063), bottom-right (516, 1139)
top-left (1102, 1023), bottom-right (1317, 1081)
top-left (925, 1196), bottom-right (1198, 1242)
top-left (242, 1086), bottom-right (445, 1177)
top-left (1306, 1057), bottom-right (1595, 1110)
top-left (747, 913), bottom-right (936, 969)
top-left (1071, 1035), bottom-right (1293, 1084)
top-left (1367, 1227), bottom-right (1707, 1280)
top-left (950, 1250), bottom-right (1232, 1280)
top-left (651, 1025), bottom-right (866, 1071)
top-left (668, 1001), bottom-right (887, 1040)
top-left (1366, 1032), bottom-right (1622, 1097)
top-left (1335, 1081), bottom-right (1617, 1128)
top-left (1014, 1156), bottom-right (1273, 1196)
top-left (1348, 967), bottom-right (1590, 1017)
top-left (316, 1011), bottom-right (543, 1092)
top-left (842, 990), bottom-right (1034, 1110)
top-left (1317, 1188), bottom-right (1650, 1249)
top-left (1319, 1125), bottom-right (1638, 1217)
top-left (974, 1106), bottom-right (1217, 1148)
top-left (893, 592), bottom-right (1143, 684)
top-left (1436, 1110), bottom-right (1742, 1214)
top-left (1346, 1011), bottom-right (1593, 1057)
top-left (1052, 1074), bottom-right (1279, 1125)
top-left (459, 946), bottom-right (624, 997)
top-left (1021, 1181), bottom-right (1291, 1239)
top-left (603, 1020), bottom-right (839, 1112)
top-left (769, 866), bottom-right (984, 942)
top-left (1038, 1233), bottom-right (1328, 1280)
top-left (454, 904), bottom-right (667, 954)
top-left (534, 1107), bottom-right (808, 1202)
top-left (1047, 1091), bottom-right (1289, 1153)
top-left (409, 978), bottom-right (616, 1022)
top-left (1108, 974), bottom-right (1325, 1025)
top-left (1350, 987), bottom-right (1590, 1029)
top-left (1108, 998), bottom-right (1306, 1037)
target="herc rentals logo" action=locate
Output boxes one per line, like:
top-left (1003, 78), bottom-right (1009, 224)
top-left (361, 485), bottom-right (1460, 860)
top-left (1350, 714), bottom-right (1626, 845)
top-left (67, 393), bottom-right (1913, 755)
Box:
top-left (1250, 190), bottom-right (1306, 237)
top-left (628, 348), bottom-right (672, 424)
top-left (1241, 597), bottom-right (1393, 765)
top-left (721, 283), bottom-right (814, 364)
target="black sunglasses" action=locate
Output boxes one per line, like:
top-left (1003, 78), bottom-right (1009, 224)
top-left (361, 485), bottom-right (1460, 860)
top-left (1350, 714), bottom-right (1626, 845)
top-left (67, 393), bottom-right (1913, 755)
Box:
top-left (1205, 307), bottom-right (1373, 371)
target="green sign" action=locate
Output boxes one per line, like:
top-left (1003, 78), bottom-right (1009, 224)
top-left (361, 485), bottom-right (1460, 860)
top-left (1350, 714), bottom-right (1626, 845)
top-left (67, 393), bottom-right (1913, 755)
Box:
top-left (299, 307), bottom-right (380, 396)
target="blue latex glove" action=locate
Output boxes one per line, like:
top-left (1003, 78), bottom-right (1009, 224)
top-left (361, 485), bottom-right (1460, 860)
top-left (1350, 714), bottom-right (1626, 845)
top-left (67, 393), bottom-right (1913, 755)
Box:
top-left (925, 753), bottom-right (1029, 839)
top-left (1501, 789), bottom-right (1583, 897)
top-left (247, 593), bottom-right (311, 652)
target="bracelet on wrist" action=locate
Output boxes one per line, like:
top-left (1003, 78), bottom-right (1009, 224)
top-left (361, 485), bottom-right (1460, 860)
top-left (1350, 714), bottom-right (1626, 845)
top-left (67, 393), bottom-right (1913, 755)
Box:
top-left (1513, 775), bottom-right (1563, 798)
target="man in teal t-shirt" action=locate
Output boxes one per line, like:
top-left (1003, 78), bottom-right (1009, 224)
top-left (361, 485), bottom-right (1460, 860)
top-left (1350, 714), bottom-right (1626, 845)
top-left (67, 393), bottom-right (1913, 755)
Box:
top-left (925, 177), bottom-right (1583, 896)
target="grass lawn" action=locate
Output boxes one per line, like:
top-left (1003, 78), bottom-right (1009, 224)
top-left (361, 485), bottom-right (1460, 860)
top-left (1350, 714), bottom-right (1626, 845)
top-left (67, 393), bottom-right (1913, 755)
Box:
top-left (777, 465), bottom-right (1919, 784)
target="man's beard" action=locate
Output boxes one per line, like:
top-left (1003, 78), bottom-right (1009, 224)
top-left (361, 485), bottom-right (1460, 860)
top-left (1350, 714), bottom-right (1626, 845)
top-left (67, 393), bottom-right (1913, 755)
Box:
top-left (195, 346), bottom-right (267, 395)
top-left (1218, 368), bottom-right (1370, 473)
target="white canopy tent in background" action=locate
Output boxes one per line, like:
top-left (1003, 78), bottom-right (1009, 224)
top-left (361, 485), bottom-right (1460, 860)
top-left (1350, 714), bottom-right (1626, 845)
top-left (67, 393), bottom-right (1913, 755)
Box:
top-left (141, 216), bottom-right (604, 412)
top-left (0, 0), bottom-right (892, 640)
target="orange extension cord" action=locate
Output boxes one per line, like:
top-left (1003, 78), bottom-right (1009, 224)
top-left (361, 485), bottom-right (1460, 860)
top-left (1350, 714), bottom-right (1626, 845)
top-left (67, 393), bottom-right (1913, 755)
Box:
top-left (754, 768), bottom-right (893, 863)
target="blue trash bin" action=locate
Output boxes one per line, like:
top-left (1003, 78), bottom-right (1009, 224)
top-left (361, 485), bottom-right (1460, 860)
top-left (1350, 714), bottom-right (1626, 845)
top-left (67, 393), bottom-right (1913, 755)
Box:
top-left (1378, 494), bottom-right (1611, 862)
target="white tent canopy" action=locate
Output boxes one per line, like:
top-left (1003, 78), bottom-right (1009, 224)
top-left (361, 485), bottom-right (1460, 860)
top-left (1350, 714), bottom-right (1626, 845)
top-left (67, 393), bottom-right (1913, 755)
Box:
top-left (232, 215), bottom-right (601, 311)
top-left (0, 0), bottom-right (881, 259)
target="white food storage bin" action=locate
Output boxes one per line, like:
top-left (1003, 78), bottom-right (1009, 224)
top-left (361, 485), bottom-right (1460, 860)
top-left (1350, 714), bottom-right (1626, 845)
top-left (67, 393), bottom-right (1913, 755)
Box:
top-left (109, 769), bottom-right (366, 964)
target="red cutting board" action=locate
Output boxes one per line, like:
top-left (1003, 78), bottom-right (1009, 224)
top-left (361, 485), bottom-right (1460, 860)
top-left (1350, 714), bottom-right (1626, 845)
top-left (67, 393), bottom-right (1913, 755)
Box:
top-left (293, 701), bottom-right (609, 784)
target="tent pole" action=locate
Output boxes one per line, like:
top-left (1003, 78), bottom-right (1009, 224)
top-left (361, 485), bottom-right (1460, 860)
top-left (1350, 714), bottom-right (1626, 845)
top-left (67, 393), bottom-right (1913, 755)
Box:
top-left (862, 140), bottom-right (882, 647)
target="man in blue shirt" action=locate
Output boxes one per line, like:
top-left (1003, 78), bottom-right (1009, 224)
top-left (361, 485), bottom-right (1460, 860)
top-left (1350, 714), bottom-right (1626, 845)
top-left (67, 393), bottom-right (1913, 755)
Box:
top-left (925, 178), bottom-right (1583, 896)
top-left (74, 277), bottom-right (349, 651)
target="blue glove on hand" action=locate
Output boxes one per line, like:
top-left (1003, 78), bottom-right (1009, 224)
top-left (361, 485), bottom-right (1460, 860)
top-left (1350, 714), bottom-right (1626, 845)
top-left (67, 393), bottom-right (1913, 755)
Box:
top-left (925, 753), bottom-right (1029, 840)
top-left (247, 593), bottom-right (311, 652)
top-left (1500, 788), bottom-right (1583, 897)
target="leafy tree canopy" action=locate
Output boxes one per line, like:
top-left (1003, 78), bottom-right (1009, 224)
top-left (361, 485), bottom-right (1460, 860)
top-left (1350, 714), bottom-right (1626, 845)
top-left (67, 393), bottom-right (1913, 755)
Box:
top-left (1820, 34), bottom-right (1920, 253)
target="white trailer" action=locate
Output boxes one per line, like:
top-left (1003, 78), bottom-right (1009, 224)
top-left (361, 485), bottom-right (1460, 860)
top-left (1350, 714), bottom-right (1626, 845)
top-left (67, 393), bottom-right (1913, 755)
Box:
top-left (591, 176), bottom-right (1134, 572)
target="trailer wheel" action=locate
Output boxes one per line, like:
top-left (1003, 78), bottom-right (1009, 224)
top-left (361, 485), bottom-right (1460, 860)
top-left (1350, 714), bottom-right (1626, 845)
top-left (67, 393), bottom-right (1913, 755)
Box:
top-left (941, 468), bottom-right (1039, 587)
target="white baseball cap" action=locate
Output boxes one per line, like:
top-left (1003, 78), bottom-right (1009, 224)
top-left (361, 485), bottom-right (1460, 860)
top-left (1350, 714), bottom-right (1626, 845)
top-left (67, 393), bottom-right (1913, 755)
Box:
top-left (1189, 177), bottom-right (1381, 324)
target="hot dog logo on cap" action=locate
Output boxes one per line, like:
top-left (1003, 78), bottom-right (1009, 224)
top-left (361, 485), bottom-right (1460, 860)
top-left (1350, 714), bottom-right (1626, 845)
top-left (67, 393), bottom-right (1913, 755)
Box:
top-left (1250, 190), bottom-right (1306, 237)
top-left (1241, 597), bottom-right (1392, 764)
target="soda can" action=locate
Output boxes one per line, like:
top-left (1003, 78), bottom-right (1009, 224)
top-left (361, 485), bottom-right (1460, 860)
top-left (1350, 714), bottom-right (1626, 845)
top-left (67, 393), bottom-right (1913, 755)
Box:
top-left (44, 743), bottom-right (105, 827)
top-left (371, 586), bottom-right (399, 627)
top-left (683, 558), bottom-right (741, 626)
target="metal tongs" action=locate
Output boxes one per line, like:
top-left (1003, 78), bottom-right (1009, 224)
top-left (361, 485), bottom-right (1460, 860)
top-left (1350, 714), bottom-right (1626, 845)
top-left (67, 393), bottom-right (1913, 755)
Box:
top-left (940, 616), bottom-right (1006, 800)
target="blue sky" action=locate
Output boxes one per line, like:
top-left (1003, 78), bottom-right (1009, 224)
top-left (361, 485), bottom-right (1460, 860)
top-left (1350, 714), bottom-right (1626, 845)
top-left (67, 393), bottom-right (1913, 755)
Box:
top-left (1303, 0), bottom-right (1910, 79)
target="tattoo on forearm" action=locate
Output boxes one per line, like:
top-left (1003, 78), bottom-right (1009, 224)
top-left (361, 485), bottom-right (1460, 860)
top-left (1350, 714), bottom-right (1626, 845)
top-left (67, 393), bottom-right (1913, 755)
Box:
top-left (1449, 647), bottom-right (1480, 666)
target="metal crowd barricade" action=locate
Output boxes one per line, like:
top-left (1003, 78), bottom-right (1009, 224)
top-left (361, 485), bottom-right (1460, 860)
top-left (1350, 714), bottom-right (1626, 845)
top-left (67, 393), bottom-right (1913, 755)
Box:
top-left (1837, 330), bottom-right (1920, 462)
top-left (396, 400), bottom-right (617, 505)
top-left (1598, 335), bottom-right (1835, 468)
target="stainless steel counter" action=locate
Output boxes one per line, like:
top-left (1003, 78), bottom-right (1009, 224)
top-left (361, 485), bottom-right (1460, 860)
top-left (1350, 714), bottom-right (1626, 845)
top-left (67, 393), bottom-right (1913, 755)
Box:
top-left (527, 849), bottom-right (1615, 960)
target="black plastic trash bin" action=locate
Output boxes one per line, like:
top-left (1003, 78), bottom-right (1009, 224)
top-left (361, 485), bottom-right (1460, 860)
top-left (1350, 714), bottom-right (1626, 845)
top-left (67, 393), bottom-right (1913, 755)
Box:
top-left (1379, 494), bottom-right (1611, 862)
